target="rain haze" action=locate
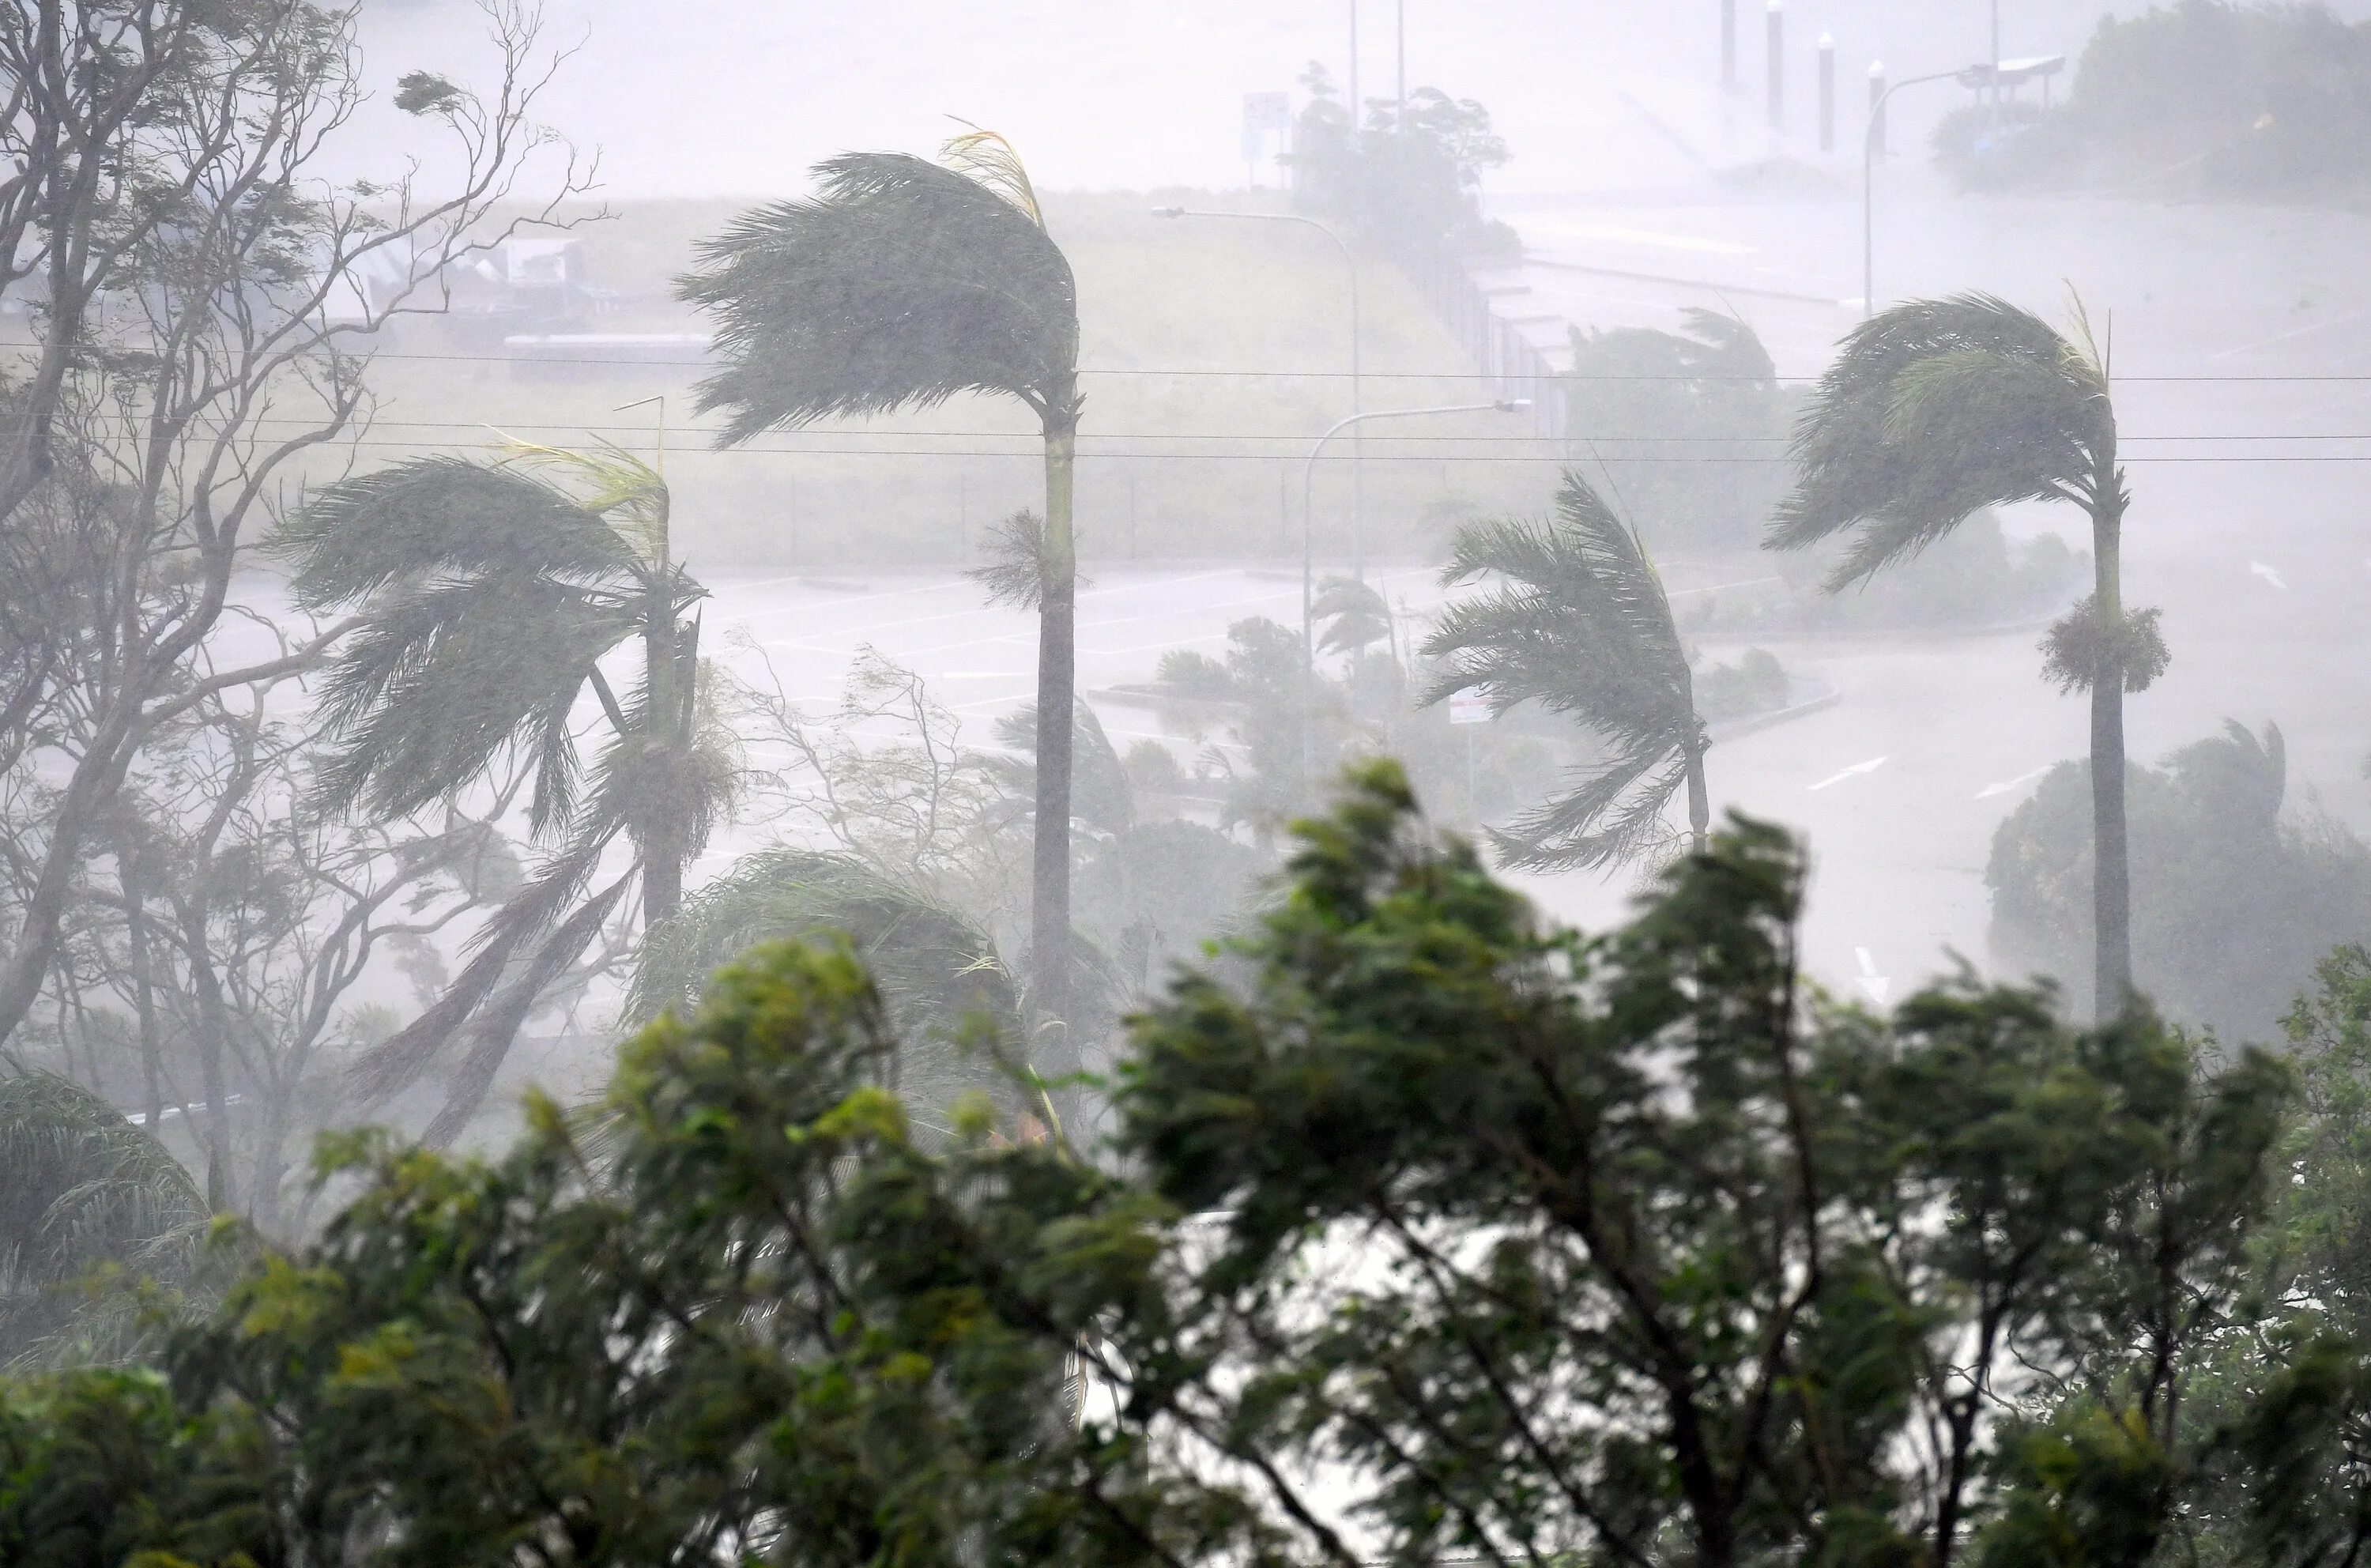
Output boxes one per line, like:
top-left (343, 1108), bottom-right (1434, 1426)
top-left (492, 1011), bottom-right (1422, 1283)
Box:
top-left (9, 0), bottom-right (2371, 1551)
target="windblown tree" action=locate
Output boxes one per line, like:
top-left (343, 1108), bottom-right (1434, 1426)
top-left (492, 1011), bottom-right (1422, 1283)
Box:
top-left (679, 131), bottom-right (1087, 1042)
top-left (1425, 470), bottom-right (1709, 870)
top-left (1772, 293), bottom-right (2162, 1019)
top-left (0, 1), bottom-right (583, 1053)
top-left (279, 445), bottom-right (735, 1142)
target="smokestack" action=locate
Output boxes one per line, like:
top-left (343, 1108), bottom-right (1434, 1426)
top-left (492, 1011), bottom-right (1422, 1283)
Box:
top-left (1868, 59), bottom-right (1888, 157)
top-left (1819, 33), bottom-right (1835, 153)
top-left (1766, 0), bottom-right (1785, 130)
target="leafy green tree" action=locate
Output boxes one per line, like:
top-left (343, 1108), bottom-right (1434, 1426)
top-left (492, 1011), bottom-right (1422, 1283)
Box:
top-left (680, 133), bottom-right (1087, 1043)
top-left (1425, 469), bottom-right (1709, 868)
top-left (280, 444), bottom-right (735, 1140)
top-left (1774, 293), bottom-right (2165, 1019)
top-left (0, 768), bottom-right (2313, 1568)
top-left (0, 1072), bottom-right (206, 1369)
top-left (1113, 763), bottom-right (2292, 1568)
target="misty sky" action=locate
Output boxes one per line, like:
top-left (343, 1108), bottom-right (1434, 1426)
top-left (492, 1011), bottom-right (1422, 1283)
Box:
top-left (358, 0), bottom-right (2371, 198)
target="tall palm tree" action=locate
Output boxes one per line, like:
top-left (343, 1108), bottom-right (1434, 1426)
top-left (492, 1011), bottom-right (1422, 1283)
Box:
top-left (1771, 293), bottom-right (2166, 1020)
top-left (279, 444), bottom-right (736, 1133)
top-left (678, 130), bottom-right (1085, 1036)
top-left (1425, 471), bottom-right (1709, 871)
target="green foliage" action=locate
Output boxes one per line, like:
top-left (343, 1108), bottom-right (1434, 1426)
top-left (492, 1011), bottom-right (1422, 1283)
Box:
top-left (0, 1075), bottom-right (208, 1370)
top-left (1988, 723), bottom-right (2371, 1039)
top-left (630, 849), bottom-right (1023, 1123)
top-left (0, 768), bottom-right (2331, 1568)
top-left (1565, 307), bottom-right (1793, 552)
top-left (2041, 597), bottom-right (2173, 695)
top-left (1426, 470), bottom-right (1706, 869)
top-left (1936, 2), bottom-right (2371, 198)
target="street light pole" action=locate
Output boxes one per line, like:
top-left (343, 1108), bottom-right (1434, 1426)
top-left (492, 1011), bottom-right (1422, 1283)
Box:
top-left (1296, 400), bottom-right (1528, 790)
top-left (1154, 205), bottom-right (1362, 567)
top-left (1862, 70), bottom-right (1961, 317)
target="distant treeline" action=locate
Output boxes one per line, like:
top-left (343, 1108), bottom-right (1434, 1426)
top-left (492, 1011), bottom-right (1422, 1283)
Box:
top-left (1936, 1), bottom-right (2371, 198)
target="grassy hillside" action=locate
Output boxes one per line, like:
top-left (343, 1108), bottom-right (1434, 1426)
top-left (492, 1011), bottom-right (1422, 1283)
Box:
top-left (356, 193), bottom-right (1563, 573)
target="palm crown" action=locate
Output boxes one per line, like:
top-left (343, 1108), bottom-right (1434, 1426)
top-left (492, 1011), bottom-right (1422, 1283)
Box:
top-left (1426, 472), bottom-right (1705, 872)
top-left (280, 446), bottom-right (733, 1121)
top-left (1772, 292), bottom-right (2117, 587)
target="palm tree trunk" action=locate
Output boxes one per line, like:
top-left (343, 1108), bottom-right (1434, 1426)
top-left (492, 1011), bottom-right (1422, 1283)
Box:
top-left (640, 590), bottom-right (684, 928)
top-left (1685, 741), bottom-right (1712, 856)
top-left (1031, 407), bottom-right (1080, 1048)
top-left (2090, 496), bottom-right (2132, 1020)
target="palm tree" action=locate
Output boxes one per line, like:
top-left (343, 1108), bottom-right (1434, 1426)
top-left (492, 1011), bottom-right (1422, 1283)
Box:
top-left (630, 850), bottom-right (1024, 1131)
top-left (279, 444), bottom-right (736, 1135)
top-left (0, 1071), bottom-right (209, 1367)
top-left (1425, 471), bottom-right (1709, 871)
top-left (678, 131), bottom-right (1086, 1038)
top-left (1771, 293), bottom-right (2165, 1019)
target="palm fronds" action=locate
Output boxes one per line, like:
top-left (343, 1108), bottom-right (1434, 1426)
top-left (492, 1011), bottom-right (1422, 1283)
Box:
top-left (680, 151), bottom-right (1081, 441)
top-left (1425, 471), bottom-right (1703, 872)
top-left (0, 1072), bottom-right (209, 1367)
top-left (1313, 575), bottom-right (1393, 657)
top-left (1772, 292), bottom-right (2116, 588)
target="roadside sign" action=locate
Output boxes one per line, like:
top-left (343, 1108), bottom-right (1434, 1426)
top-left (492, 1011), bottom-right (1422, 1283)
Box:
top-left (1242, 92), bottom-right (1291, 133)
top-left (1449, 690), bottom-right (1492, 726)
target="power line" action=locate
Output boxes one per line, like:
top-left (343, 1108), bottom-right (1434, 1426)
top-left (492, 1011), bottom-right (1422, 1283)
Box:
top-left (89, 346), bottom-right (2371, 385)
top-left (61, 414), bottom-right (2371, 444)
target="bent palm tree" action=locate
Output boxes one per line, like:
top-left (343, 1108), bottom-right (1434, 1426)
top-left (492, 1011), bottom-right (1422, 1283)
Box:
top-left (1425, 472), bottom-right (1708, 871)
top-left (1771, 293), bottom-right (2164, 1019)
top-left (280, 445), bottom-right (735, 1136)
top-left (679, 131), bottom-right (1086, 1041)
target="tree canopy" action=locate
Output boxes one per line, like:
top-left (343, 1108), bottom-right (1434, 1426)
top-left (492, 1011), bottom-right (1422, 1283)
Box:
top-left (8, 764), bottom-right (2361, 1568)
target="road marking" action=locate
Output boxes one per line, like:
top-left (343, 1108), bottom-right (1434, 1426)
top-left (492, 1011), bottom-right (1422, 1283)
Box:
top-left (1807, 756), bottom-right (1888, 791)
top-left (1855, 948), bottom-right (1893, 1007)
top-left (2249, 560), bottom-right (2288, 590)
top-left (1974, 765), bottom-right (2054, 801)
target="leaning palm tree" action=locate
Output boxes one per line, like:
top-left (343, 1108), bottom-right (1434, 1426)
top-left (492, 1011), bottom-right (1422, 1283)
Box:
top-left (279, 443), bottom-right (736, 1138)
top-left (1425, 471), bottom-right (1709, 871)
top-left (1770, 293), bottom-right (2165, 1019)
top-left (678, 130), bottom-right (1086, 1037)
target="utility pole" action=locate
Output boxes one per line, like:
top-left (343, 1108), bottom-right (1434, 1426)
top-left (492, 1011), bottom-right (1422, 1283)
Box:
top-left (1766, 0), bottom-right (1785, 130)
top-left (1721, 0), bottom-right (1738, 92)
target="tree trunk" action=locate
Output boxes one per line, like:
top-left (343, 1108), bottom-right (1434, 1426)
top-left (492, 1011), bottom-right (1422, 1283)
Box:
top-left (2090, 496), bottom-right (2132, 1021)
top-left (639, 546), bottom-right (684, 928)
top-left (1030, 408), bottom-right (1080, 1061)
top-left (1685, 739), bottom-right (1712, 856)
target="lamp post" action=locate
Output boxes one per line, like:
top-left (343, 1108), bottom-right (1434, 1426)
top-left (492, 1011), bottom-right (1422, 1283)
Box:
top-left (1295, 399), bottom-right (1528, 790)
top-left (1155, 205), bottom-right (1363, 569)
top-left (1862, 70), bottom-right (1962, 318)
top-left (1862, 55), bottom-right (2065, 315)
